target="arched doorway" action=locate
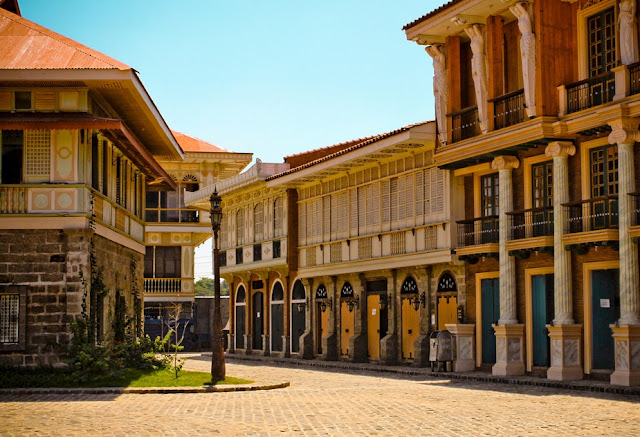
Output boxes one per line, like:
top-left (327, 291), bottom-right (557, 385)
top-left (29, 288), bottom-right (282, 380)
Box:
top-left (315, 284), bottom-right (329, 355)
top-left (401, 276), bottom-right (419, 360)
top-left (437, 272), bottom-right (458, 330)
top-left (290, 280), bottom-right (306, 354)
top-left (270, 282), bottom-right (284, 352)
top-left (235, 285), bottom-right (246, 349)
top-left (252, 291), bottom-right (264, 350)
top-left (340, 282), bottom-right (355, 357)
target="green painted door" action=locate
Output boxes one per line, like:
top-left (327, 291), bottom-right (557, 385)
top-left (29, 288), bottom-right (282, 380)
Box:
top-left (532, 274), bottom-right (554, 367)
top-left (591, 269), bottom-right (619, 370)
top-left (481, 278), bottom-right (500, 364)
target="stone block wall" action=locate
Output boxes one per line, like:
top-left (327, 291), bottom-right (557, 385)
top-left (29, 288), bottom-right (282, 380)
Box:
top-left (0, 229), bottom-right (143, 367)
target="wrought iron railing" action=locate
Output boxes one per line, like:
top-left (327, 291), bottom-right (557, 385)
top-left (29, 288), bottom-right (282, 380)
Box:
top-left (144, 278), bottom-right (181, 294)
top-left (492, 89), bottom-right (525, 130)
top-left (566, 71), bottom-right (615, 114)
top-left (450, 106), bottom-right (480, 143)
top-left (563, 196), bottom-right (618, 233)
top-left (506, 206), bottom-right (554, 240)
top-left (630, 62), bottom-right (640, 95)
top-left (456, 216), bottom-right (499, 247)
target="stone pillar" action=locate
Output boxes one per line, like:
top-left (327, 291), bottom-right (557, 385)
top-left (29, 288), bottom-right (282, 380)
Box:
top-left (445, 323), bottom-right (476, 372)
top-left (380, 270), bottom-right (398, 365)
top-left (609, 119), bottom-right (640, 386)
top-left (322, 276), bottom-right (339, 361)
top-left (350, 274), bottom-right (368, 362)
top-left (546, 142), bottom-right (576, 325)
top-left (413, 267), bottom-right (432, 367)
top-left (491, 156), bottom-right (524, 376)
top-left (544, 141), bottom-right (583, 381)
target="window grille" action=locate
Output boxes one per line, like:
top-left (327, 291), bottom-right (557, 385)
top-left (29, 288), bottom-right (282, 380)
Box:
top-left (390, 231), bottom-right (406, 255)
top-left (24, 130), bottom-right (51, 182)
top-left (425, 225), bottom-right (438, 251)
top-left (0, 294), bottom-right (19, 344)
top-left (358, 236), bottom-right (372, 259)
top-left (330, 242), bottom-right (342, 263)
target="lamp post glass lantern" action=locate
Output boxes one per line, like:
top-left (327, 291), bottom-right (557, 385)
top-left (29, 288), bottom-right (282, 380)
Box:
top-left (210, 189), bottom-right (225, 381)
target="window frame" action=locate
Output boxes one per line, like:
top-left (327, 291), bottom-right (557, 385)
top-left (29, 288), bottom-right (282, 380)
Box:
top-left (0, 285), bottom-right (27, 352)
top-left (577, 0), bottom-right (617, 81)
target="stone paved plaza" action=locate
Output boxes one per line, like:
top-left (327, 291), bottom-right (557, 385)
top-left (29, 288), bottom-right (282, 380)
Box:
top-left (1, 355), bottom-right (639, 436)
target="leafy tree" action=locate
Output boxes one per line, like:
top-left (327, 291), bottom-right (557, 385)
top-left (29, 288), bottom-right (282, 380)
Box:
top-left (195, 278), bottom-right (229, 296)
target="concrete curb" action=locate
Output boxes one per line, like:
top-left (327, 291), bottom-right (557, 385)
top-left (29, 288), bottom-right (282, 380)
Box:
top-left (226, 354), bottom-right (640, 397)
top-left (0, 381), bottom-right (290, 395)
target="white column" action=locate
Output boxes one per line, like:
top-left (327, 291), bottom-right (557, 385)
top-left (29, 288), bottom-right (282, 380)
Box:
top-left (545, 141), bottom-right (576, 325)
top-left (492, 156), bottom-right (519, 325)
top-left (609, 119), bottom-right (640, 325)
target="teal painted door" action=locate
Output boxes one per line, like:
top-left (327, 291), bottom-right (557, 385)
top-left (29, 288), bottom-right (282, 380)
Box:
top-left (532, 274), bottom-right (554, 367)
top-left (591, 269), bottom-right (619, 370)
top-left (481, 278), bottom-right (500, 364)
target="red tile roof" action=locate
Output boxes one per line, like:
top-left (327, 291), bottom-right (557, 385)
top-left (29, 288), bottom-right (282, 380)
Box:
top-left (267, 121), bottom-right (431, 180)
top-left (402, 0), bottom-right (464, 31)
top-left (284, 136), bottom-right (376, 169)
top-left (171, 130), bottom-right (230, 153)
top-left (0, 7), bottom-right (130, 69)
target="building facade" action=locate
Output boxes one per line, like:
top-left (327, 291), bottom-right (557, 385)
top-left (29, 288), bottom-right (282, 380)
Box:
top-left (0, 4), bottom-right (181, 365)
top-left (405, 0), bottom-right (640, 385)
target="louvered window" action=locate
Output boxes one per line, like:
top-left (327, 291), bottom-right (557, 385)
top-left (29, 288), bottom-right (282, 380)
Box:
top-left (337, 192), bottom-right (348, 238)
top-left (323, 196), bottom-right (331, 241)
top-left (236, 209), bottom-right (245, 246)
top-left (389, 178), bottom-right (398, 224)
top-left (313, 198), bottom-right (322, 243)
top-left (330, 195), bottom-right (338, 241)
top-left (349, 188), bottom-right (358, 237)
top-left (254, 203), bottom-right (263, 242)
top-left (358, 186), bottom-right (366, 235)
top-left (299, 202), bottom-right (307, 245)
top-left (273, 197), bottom-right (283, 238)
top-left (381, 180), bottom-right (390, 225)
top-left (415, 170), bottom-right (424, 224)
top-left (306, 202), bottom-right (313, 244)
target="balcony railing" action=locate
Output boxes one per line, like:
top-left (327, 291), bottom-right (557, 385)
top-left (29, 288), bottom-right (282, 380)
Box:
top-left (492, 89), bottom-right (525, 130)
top-left (144, 278), bottom-right (181, 294)
top-left (630, 62), bottom-right (640, 96)
top-left (450, 106), bottom-right (480, 143)
top-left (456, 216), bottom-right (499, 247)
top-left (563, 196), bottom-right (618, 233)
top-left (566, 71), bottom-right (615, 114)
top-left (506, 206), bottom-right (554, 240)
top-left (0, 186), bottom-right (27, 214)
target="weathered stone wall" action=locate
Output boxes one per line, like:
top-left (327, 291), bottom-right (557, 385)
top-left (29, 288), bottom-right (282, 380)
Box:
top-left (0, 229), bottom-right (143, 367)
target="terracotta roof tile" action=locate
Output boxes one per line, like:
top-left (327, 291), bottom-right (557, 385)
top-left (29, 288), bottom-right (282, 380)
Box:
top-left (0, 8), bottom-right (130, 70)
top-left (402, 0), bottom-right (464, 31)
top-left (266, 121), bottom-right (430, 180)
top-left (283, 136), bottom-right (376, 169)
top-left (171, 130), bottom-right (231, 153)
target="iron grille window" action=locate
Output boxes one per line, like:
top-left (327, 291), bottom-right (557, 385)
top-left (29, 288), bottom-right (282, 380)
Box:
top-left (588, 7), bottom-right (616, 77)
top-left (218, 251), bottom-right (227, 267)
top-left (0, 294), bottom-right (19, 343)
top-left (236, 247), bottom-right (243, 264)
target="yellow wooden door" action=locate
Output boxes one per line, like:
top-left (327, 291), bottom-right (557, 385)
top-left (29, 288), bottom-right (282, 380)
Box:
top-left (367, 295), bottom-right (380, 359)
top-left (341, 301), bottom-right (354, 356)
top-left (320, 305), bottom-right (329, 354)
top-left (402, 299), bottom-right (419, 359)
top-left (437, 296), bottom-right (458, 330)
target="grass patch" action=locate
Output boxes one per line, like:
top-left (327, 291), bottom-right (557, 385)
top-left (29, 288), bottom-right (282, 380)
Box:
top-left (0, 367), bottom-right (252, 388)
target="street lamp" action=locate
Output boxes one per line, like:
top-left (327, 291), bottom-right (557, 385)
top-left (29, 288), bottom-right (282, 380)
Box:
top-left (209, 188), bottom-right (225, 382)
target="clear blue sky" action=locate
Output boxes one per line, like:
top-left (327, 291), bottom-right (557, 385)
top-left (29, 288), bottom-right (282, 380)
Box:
top-left (19, 0), bottom-right (440, 278)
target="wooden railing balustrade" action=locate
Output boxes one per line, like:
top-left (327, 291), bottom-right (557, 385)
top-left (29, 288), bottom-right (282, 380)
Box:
top-left (144, 278), bottom-right (182, 294)
top-left (450, 106), bottom-right (480, 143)
top-left (492, 89), bottom-right (526, 130)
top-left (630, 62), bottom-right (640, 96)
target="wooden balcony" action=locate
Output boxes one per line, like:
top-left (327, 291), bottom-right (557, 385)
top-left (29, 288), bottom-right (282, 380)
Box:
top-left (144, 278), bottom-right (183, 294)
top-left (506, 206), bottom-right (554, 240)
top-left (450, 106), bottom-right (480, 143)
top-left (491, 89), bottom-right (526, 130)
top-left (565, 71), bottom-right (615, 114)
top-left (456, 216), bottom-right (499, 247)
top-left (563, 195), bottom-right (618, 234)
top-left (630, 62), bottom-right (640, 96)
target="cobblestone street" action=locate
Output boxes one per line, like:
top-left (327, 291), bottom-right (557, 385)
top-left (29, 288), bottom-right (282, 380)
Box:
top-left (1, 355), bottom-right (639, 436)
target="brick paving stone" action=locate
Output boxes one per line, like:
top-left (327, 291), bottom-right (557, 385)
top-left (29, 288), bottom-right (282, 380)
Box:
top-left (1, 354), bottom-right (639, 436)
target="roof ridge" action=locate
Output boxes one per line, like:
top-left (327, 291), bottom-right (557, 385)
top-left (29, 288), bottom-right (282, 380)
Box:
top-left (0, 8), bottom-right (129, 70)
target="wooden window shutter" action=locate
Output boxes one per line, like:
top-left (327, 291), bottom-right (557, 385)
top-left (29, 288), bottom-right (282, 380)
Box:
top-left (274, 197), bottom-right (283, 238)
top-left (366, 184), bottom-right (374, 233)
top-left (424, 169), bottom-right (432, 216)
top-left (405, 173), bottom-right (414, 225)
top-left (299, 202), bottom-right (306, 245)
top-left (358, 186), bottom-right (366, 235)
top-left (381, 179), bottom-right (390, 224)
top-left (398, 176), bottom-right (406, 222)
top-left (306, 202), bottom-right (313, 244)
top-left (313, 199), bottom-right (322, 243)
top-left (434, 168), bottom-right (445, 213)
top-left (337, 191), bottom-right (348, 238)
top-left (323, 196), bottom-right (331, 241)
top-left (389, 178), bottom-right (398, 224)
top-left (371, 182), bottom-right (380, 227)
top-left (349, 188), bottom-right (358, 237)
top-left (415, 170), bottom-right (424, 222)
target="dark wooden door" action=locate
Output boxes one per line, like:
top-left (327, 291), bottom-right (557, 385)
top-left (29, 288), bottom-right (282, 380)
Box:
top-left (481, 278), bottom-right (500, 364)
top-left (252, 292), bottom-right (263, 350)
top-left (271, 303), bottom-right (283, 352)
top-left (591, 269), bottom-right (619, 370)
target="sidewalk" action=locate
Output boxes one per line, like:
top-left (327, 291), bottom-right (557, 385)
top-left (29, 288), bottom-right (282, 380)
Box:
top-left (222, 352), bottom-right (640, 397)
